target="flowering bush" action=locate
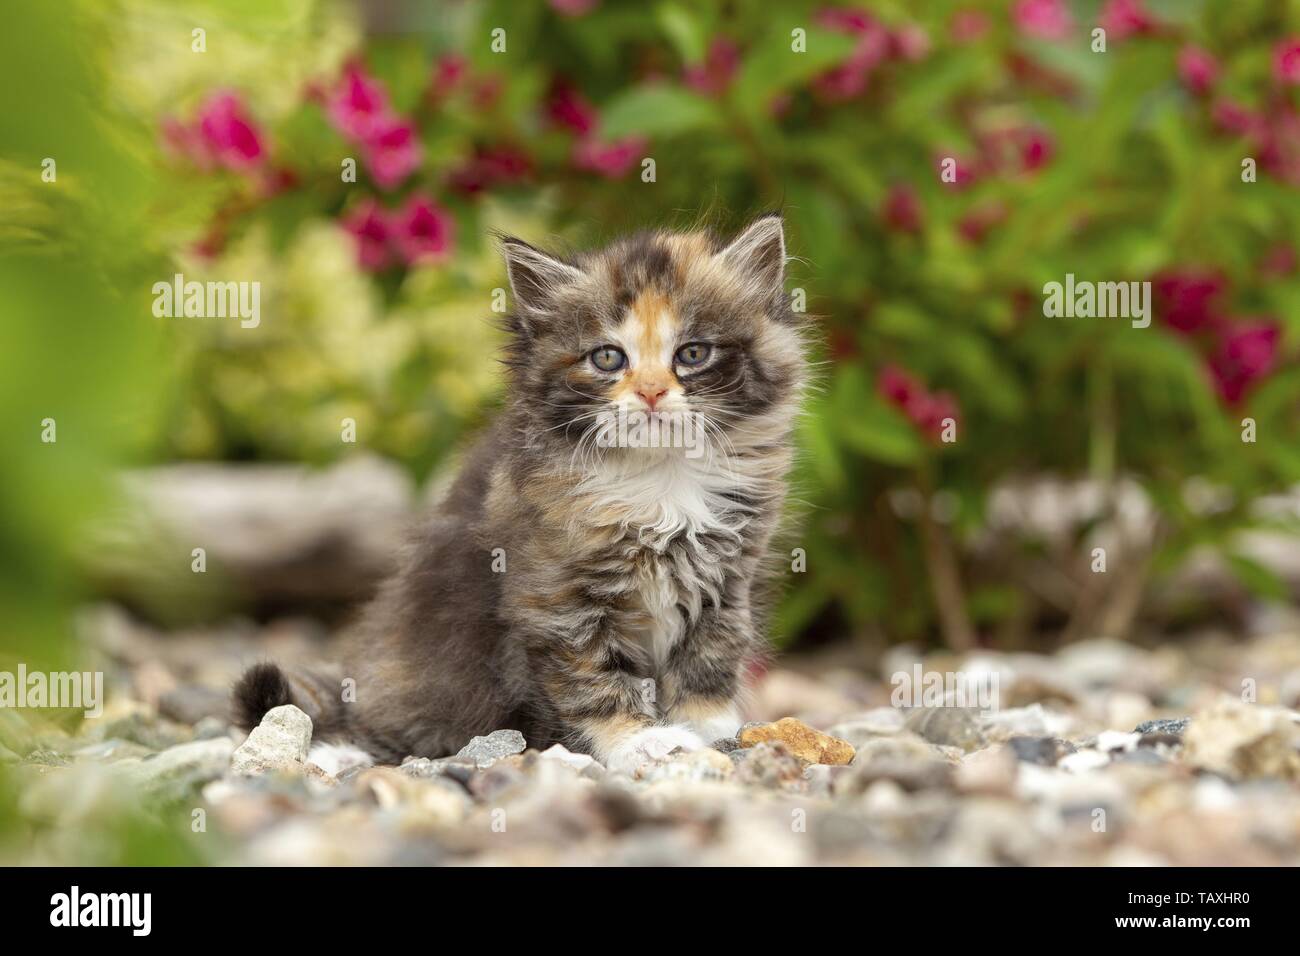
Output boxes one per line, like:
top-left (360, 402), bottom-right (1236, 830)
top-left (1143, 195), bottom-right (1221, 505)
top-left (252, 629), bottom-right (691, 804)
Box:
top-left (128, 0), bottom-right (1300, 645)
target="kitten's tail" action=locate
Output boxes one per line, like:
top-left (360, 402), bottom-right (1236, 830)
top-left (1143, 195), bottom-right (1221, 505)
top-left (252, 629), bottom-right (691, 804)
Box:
top-left (231, 662), bottom-right (348, 736)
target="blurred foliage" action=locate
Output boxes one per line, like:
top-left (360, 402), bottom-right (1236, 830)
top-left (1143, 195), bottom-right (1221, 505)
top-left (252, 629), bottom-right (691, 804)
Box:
top-left (4, 0), bottom-right (1300, 663)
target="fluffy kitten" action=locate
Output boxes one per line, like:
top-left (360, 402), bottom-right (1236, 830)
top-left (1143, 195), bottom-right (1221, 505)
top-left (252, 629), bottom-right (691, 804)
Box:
top-left (233, 214), bottom-right (807, 774)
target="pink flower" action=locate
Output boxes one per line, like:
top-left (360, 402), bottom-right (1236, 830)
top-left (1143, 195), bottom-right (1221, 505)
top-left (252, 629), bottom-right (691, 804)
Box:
top-left (339, 199), bottom-right (393, 271)
top-left (816, 7), bottom-right (875, 33)
top-left (327, 63), bottom-right (392, 142)
top-left (950, 10), bottom-right (991, 44)
top-left (448, 144), bottom-right (533, 195)
top-left (392, 194), bottom-right (455, 266)
top-left (196, 91), bottom-right (265, 171)
top-left (429, 54), bottom-right (468, 100)
top-left (1178, 46), bottom-right (1219, 96)
top-left (813, 8), bottom-right (891, 101)
top-left (882, 184), bottom-right (923, 234)
top-left (1211, 98), bottom-right (1263, 138)
top-left (1207, 320), bottom-right (1280, 404)
top-left (1019, 127), bottom-right (1054, 171)
top-left (546, 81), bottom-right (599, 136)
top-left (363, 116), bottom-right (422, 190)
top-left (549, 0), bottom-right (598, 15)
top-left (683, 37), bottom-right (740, 96)
top-left (1252, 104), bottom-right (1300, 186)
top-left (910, 391), bottom-right (960, 439)
top-left (1099, 0), bottom-right (1157, 42)
top-left (1152, 269), bottom-right (1226, 336)
top-left (878, 366), bottom-right (960, 440)
top-left (1275, 39), bottom-right (1300, 85)
top-left (878, 365), bottom-right (923, 408)
top-left (572, 136), bottom-right (645, 178)
top-left (1013, 0), bottom-right (1073, 41)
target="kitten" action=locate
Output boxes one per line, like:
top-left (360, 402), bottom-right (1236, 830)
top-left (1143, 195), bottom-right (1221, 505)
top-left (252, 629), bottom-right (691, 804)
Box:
top-left (233, 214), bottom-right (808, 775)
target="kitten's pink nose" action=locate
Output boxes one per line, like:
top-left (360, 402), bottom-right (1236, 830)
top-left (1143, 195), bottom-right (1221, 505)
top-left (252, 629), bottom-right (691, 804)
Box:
top-left (637, 387), bottom-right (668, 410)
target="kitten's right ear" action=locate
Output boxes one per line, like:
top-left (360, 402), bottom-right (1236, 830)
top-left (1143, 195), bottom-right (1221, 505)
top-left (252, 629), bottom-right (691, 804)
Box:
top-left (500, 236), bottom-right (584, 315)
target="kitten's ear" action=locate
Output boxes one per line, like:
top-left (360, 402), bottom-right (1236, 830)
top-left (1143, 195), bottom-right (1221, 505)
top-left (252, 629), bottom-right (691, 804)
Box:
top-left (717, 213), bottom-right (786, 299)
top-left (500, 236), bottom-right (584, 315)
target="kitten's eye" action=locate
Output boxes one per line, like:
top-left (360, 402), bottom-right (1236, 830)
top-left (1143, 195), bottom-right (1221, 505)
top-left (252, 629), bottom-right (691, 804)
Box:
top-left (675, 342), bottom-right (712, 367)
top-left (590, 345), bottom-right (627, 372)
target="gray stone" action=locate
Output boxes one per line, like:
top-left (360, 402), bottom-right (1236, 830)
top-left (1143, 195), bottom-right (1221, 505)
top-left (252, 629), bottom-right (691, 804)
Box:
top-left (89, 712), bottom-right (191, 750)
top-left (732, 742), bottom-right (805, 789)
top-left (400, 755), bottom-right (477, 780)
top-left (454, 729), bottom-right (526, 768)
top-left (131, 737), bottom-right (235, 802)
top-left (73, 739), bottom-right (154, 763)
top-left (1135, 717), bottom-right (1190, 737)
top-left (904, 707), bottom-right (987, 751)
top-left (1007, 736), bottom-right (1075, 766)
top-left (231, 704), bottom-right (312, 776)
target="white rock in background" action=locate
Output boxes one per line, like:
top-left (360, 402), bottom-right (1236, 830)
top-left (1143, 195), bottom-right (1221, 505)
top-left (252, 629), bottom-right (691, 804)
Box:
top-left (102, 454), bottom-right (414, 606)
top-left (1182, 699), bottom-right (1300, 781)
top-left (231, 705), bottom-right (312, 776)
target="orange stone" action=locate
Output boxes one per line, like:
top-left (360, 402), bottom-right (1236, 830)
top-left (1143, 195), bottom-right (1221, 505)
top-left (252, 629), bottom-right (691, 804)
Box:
top-left (738, 717), bottom-right (856, 765)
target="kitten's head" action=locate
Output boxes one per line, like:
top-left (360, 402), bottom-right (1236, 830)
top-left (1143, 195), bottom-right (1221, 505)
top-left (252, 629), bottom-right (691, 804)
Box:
top-left (499, 214), bottom-right (806, 465)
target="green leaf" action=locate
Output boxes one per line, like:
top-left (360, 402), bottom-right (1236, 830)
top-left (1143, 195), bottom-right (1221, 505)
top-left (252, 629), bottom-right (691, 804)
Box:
top-left (1224, 552), bottom-right (1288, 601)
top-left (735, 25), bottom-right (856, 117)
top-left (600, 84), bottom-right (721, 139)
top-left (656, 3), bottom-right (707, 64)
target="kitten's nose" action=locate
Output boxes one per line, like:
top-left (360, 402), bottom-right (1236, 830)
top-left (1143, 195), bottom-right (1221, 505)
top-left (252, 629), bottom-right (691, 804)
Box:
top-left (637, 386), bottom-right (668, 410)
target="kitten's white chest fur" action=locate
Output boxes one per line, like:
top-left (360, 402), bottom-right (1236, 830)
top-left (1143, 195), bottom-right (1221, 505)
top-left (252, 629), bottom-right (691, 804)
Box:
top-left (581, 450), bottom-right (749, 671)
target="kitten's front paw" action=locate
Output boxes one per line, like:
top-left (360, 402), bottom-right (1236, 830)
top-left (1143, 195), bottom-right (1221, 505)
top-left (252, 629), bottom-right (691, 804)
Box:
top-left (687, 710), bottom-right (741, 747)
top-left (605, 725), bottom-right (703, 776)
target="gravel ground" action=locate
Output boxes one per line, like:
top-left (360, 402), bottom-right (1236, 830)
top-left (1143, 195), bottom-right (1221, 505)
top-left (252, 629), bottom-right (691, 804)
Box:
top-left (5, 605), bottom-right (1300, 866)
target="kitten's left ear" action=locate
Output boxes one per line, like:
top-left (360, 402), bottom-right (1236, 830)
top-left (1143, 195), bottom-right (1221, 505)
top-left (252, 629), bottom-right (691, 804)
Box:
top-left (717, 213), bottom-right (786, 300)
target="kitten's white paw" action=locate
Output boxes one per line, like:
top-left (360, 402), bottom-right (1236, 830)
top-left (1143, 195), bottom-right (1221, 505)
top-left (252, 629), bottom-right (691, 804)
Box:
top-left (605, 725), bottom-right (703, 776)
top-left (688, 710), bottom-right (741, 747)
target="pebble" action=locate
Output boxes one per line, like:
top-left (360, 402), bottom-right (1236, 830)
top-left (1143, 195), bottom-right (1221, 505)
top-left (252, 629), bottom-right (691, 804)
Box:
top-left (130, 737), bottom-right (236, 801)
top-left (454, 729), bottom-right (527, 769)
top-left (1007, 736), bottom-right (1075, 766)
top-left (737, 717), bottom-right (855, 765)
top-left (904, 707), bottom-right (987, 752)
top-left (231, 704), bottom-right (312, 776)
top-left (1182, 700), bottom-right (1300, 781)
top-left (732, 742), bottom-right (807, 789)
top-left (1135, 716), bottom-right (1190, 737)
top-left (538, 743), bottom-right (598, 772)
